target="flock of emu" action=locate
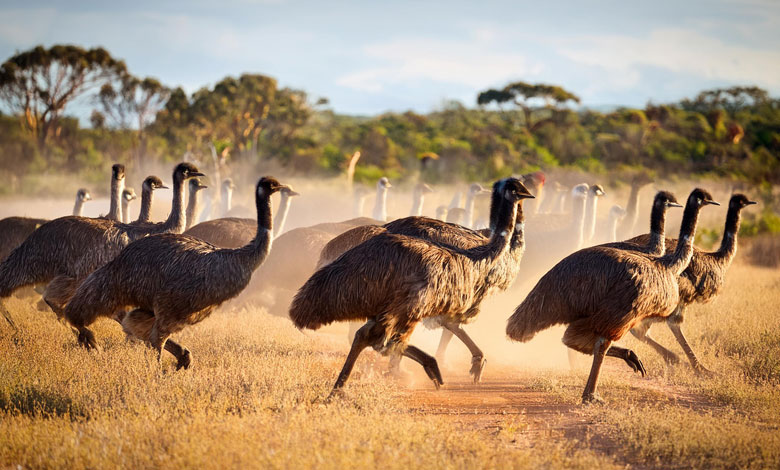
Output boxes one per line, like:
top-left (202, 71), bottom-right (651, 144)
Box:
top-left (0, 162), bottom-right (757, 403)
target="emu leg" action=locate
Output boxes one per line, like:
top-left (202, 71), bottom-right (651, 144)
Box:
top-left (606, 345), bottom-right (646, 376)
top-left (43, 275), bottom-right (79, 320)
top-left (402, 345), bottom-right (443, 389)
top-left (331, 320), bottom-right (384, 395)
top-left (582, 337), bottom-right (611, 404)
top-left (667, 319), bottom-right (711, 375)
top-left (148, 322), bottom-right (171, 365)
top-left (164, 339), bottom-right (192, 370)
top-left (434, 328), bottom-right (454, 365)
top-left (346, 321), bottom-right (361, 343)
top-left (630, 320), bottom-right (680, 365)
top-left (442, 320), bottom-right (486, 383)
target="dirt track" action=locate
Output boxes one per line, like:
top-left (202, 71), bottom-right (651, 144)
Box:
top-left (399, 367), bottom-right (726, 467)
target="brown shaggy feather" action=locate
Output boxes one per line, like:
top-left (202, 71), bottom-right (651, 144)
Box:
top-left (64, 177), bottom-right (287, 364)
top-left (506, 188), bottom-right (718, 402)
top-left (0, 163), bottom-right (203, 317)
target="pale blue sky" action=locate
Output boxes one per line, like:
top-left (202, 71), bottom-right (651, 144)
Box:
top-left (1, 0), bottom-right (778, 115)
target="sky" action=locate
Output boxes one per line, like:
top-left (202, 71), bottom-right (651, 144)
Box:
top-left (0, 0), bottom-right (779, 115)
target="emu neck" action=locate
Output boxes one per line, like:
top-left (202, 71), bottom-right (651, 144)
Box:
top-left (372, 186), bottom-right (387, 221)
top-left (137, 187), bottom-right (154, 223)
top-left (107, 177), bottom-right (124, 221)
top-left (160, 176), bottom-right (187, 234)
top-left (714, 205), bottom-right (743, 264)
top-left (473, 197), bottom-right (517, 268)
top-left (409, 191), bottom-right (424, 217)
top-left (121, 198), bottom-right (132, 224)
top-left (584, 192), bottom-right (599, 242)
top-left (607, 212), bottom-right (620, 243)
top-left (273, 193), bottom-right (292, 236)
top-left (234, 190), bottom-right (274, 270)
top-left (660, 202), bottom-right (701, 275)
top-left (555, 191), bottom-right (567, 213)
top-left (221, 187), bottom-right (232, 216)
top-left (185, 189), bottom-right (200, 231)
top-left (464, 192), bottom-right (477, 228)
top-left (353, 194), bottom-right (367, 217)
top-left (647, 203), bottom-right (669, 256)
top-left (72, 197), bottom-right (84, 217)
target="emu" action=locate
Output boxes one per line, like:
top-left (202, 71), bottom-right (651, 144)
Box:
top-left (0, 163), bottom-right (204, 322)
top-left (289, 178), bottom-right (534, 395)
top-left (628, 194), bottom-right (757, 373)
top-left (65, 177), bottom-right (289, 367)
top-left (507, 188), bottom-right (719, 403)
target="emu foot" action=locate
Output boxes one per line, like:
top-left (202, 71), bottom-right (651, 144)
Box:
top-left (470, 356), bottom-right (487, 384)
top-left (623, 350), bottom-right (646, 377)
top-left (77, 329), bottom-right (101, 352)
top-left (422, 359), bottom-right (444, 390)
top-left (325, 387), bottom-right (347, 403)
top-left (581, 393), bottom-right (605, 405)
top-left (693, 364), bottom-right (715, 377)
top-left (176, 349), bottom-right (192, 370)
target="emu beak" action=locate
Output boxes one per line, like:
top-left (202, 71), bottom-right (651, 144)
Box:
top-left (160, 185), bottom-right (170, 189)
top-left (705, 200), bottom-right (721, 206)
top-left (746, 200), bottom-right (758, 205)
top-left (201, 185), bottom-right (209, 190)
top-left (668, 202), bottom-right (683, 208)
top-left (191, 171), bottom-right (206, 177)
top-left (289, 190), bottom-right (301, 196)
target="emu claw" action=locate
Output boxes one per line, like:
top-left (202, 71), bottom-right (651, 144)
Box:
top-left (77, 329), bottom-right (101, 352)
top-left (624, 350), bottom-right (646, 377)
top-left (176, 350), bottom-right (192, 370)
top-left (423, 360), bottom-right (444, 390)
top-left (470, 356), bottom-right (487, 384)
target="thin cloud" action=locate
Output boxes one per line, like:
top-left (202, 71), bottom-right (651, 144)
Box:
top-left (337, 37), bottom-right (542, 93)
top-left (556, 28), bottom-right (780, 90)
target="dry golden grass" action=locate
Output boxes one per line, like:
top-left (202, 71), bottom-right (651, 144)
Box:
top-left (1, 257), bottom-right (779, 469)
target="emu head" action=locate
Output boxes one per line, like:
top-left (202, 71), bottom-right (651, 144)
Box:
top-left (590, 184), bottom-right (606, 197)
top-left (256, 177), bottom-right (290, 197)
top-left (77, 188), bottom-right (92, 202)
top-left (688, 188), bottom-right (719, 208)
top-left (143, 176), bottom-right (168, 192)
top-left (122, 188), bottom-right (137, 202)
top-left (172, 162), bottom-right (205, 183)
top-left (654, 191), bottom-right (682, 209)
top-left (111, 164), bottom-right (125, 181)
top-left (377, 177), bottom-right (392, 190)
top-left (571, 183), bottom-right (589, 200)
top-left (189, 178), bottom-right (209, 193)
top-left (729, 194), bottom-right (757, 210)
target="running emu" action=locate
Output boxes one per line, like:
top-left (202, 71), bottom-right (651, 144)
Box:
top-left (290, 178), bottom-right (534, 394)
top-left (0, 163), bottom-right (203, 321)
top-left (64, 177), bottom-right (289, 368)
top-left (628, 194), bottom-right (757, 372)
top-left (506, 188), bottom-right (719, 404)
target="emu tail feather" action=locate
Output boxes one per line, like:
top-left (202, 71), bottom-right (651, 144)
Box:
top-left (0, 243), bottom-right (55, 298)
top-left (289, 262), bottom-right (374, 330)
top-left (506, 286), bottom-right (567, 343)
top-left (64, 269), bottom-right (123, 329)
